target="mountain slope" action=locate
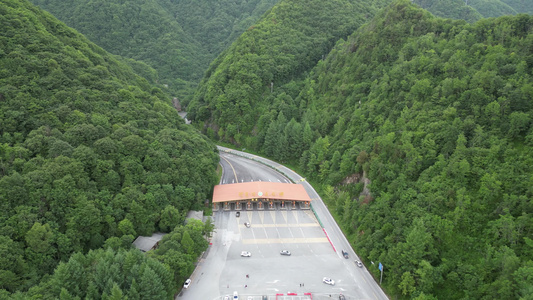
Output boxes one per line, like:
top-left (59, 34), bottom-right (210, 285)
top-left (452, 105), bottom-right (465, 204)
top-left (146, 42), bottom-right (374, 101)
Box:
top-left (502, 0), bottom-right (533, 14)
top-left (30, 0), bottom-right (280, 98)
top-left (187, 0), bottom-right (530, 150)
top-left (0, 0), bottom-right (218, 293)
top-left (187, 0), bottom-right (392, 144)
top-left (293, 1), bottom-right (533, 298)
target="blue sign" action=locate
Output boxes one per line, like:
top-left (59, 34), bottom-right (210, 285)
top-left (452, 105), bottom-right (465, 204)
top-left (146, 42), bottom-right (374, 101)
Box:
top-left (379, 262), bottom-right (383, 272)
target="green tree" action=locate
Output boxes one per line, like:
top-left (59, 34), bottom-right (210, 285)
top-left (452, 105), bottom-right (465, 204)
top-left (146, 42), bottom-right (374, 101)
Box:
top-left (159, 206), bottom-right (181, 233)
top-left (118, 219), bottom-right (136, 237)
top-left (25, 222), bottom-right (53, 253)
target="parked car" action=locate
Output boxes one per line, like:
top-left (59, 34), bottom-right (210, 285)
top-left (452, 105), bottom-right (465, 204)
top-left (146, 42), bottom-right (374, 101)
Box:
top-left (236, 211), bottom-right (240, 217)
top-left (233, 291), bottom-right (239, 300)
top-left (244, 222), bottom-right (251, 228)
top-left (322, 277), bottom-right (335, 285)
top-left (241, 251), bottom-right (252, 257)
top-left (262, 296), bottom-right (268, 300)
top-left (280, 250), bottom-right (291, 256)
top-left (183, 278), bottom-right (191, 289)
top-left (341, 250), bottom-right (349, 259)
top-left (354, 260), bottom-right (363, 268)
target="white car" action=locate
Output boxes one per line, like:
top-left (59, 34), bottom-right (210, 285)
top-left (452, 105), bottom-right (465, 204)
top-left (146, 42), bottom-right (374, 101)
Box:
top-left (323, 277), bottom-right (335, 285)
top-left (354, 260), bottom-right (363, 268)
top-left (241, 251), bottom-right (251, 257)
top-left (183, 278), bottom-right (191, 288)
top-left (224, 296), bottom-right (230, 300)
top-left (280, 250), bottom-right (291, 256)
top-left (244, 222), bottom-right (251, 228)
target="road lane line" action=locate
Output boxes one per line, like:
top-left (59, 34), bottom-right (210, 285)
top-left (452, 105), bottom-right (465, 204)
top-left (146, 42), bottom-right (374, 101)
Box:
top-left (220, 155), bottom-right (238, 183)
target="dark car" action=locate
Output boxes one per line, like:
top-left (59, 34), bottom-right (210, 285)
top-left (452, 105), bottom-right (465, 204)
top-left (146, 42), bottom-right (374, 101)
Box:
top-left (339, 294), bottom-right (346, 300)
top-left (342, 250), bottom-right (349, 259)
top-left (236, 211), bottom-right (240, 217)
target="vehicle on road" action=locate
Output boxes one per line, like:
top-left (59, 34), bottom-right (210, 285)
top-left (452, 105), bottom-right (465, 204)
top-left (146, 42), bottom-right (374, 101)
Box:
top-left (241, 251), bottom-right (251, 257)
top-left (280, 250), bottom-right (291, 256)
top-left (233, 291), bottom-right (239, 300)
top-left (244, 222), bottom-right (251, 228)
top-left (224, 296), bottom-right (230, 300)
top-left (342, 250), bottom-right (349, 259)
top-left (339, 294), bottom-right (346, 300)
top-left (323, 277), bottom-right (335, 285)
top-left (355, 260), bottom-right (363, 268)
top-left (236, 211), bottom-right (240, 217)
top-left (262, 296), bottom-right (268, 300)
top-left (183, 278), bottom-right (191, 289)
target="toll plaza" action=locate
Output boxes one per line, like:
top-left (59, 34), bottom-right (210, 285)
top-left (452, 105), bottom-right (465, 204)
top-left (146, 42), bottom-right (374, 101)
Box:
top-left (212, 182), bottom-right (311, 211)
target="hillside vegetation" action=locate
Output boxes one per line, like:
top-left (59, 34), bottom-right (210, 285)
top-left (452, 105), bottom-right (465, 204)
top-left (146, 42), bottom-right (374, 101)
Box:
top-left (188, 0), bottom-right (532, 297)
top-left (187, 0), bottom-right (531, 148)
top-left (187, 0), bottom-right (392, 143)
top-left (0, 0), bottom-right (218, 297)
top-left (295, 2), bottom-right (533, 298)
top-left (30, 0), bottom-right (279, 98)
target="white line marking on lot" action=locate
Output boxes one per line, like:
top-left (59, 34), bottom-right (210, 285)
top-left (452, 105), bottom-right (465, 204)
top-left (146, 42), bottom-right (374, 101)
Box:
top-left (242, 237), bottom-right (328, 244)
top-left (267, 280), bottom-right (279, 284)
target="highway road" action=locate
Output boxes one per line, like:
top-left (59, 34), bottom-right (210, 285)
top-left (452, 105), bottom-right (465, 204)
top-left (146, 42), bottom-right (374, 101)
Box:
top-left (176, 147), bottom-right (388, 300)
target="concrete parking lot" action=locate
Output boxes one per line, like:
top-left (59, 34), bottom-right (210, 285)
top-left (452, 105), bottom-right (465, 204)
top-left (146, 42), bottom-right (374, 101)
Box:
top-left (178, 208), bottom-right (372, 300)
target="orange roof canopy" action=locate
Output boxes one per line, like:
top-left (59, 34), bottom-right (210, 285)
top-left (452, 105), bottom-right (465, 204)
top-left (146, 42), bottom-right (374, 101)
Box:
top-left (212, 182), bottom-right (311, 203)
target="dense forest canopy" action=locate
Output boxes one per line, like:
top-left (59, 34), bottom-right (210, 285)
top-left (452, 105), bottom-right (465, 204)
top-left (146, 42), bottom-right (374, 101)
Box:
top-left (0, 0), bottom-right (218, 297)
top-left (29, 0), bottom-right (279, 99)
top-left (187, 0), bottom-right (531, 148)
top-left (284, 1), bottom-right (533, 298)
top-left (187, 0), bottom-right (393, 144)
top-left (188, 0), bottom-right (532, 297)
top-left (1, 0), bottom-right (533, 298)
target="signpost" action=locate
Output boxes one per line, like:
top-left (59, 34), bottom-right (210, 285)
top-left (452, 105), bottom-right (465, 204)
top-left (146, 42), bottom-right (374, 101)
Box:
top-left (378, 262), bottom-right (384, 285)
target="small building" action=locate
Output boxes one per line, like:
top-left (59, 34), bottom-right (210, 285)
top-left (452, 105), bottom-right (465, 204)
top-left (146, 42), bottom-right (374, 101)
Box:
top-left (132, 232), bottom-right (166, 252)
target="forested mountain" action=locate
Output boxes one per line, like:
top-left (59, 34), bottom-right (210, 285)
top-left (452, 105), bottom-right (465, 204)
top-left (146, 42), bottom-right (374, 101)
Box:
top-left (29, 0), bottom-right (279, 99)
top-left (413, 0), bottom-right (483, 22)
top-left (187, 0), bottom-right (393, 143)
top-left (188, 0), bottom-right (532, 297)
top-left (0, 0), bottom-right (218, 297)
top-left (502, 0), bottom-right (533, 14)
top-left (274, 1), bottom-right (532, 298)
top-left (186, 0), bottom-right (531, 145)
